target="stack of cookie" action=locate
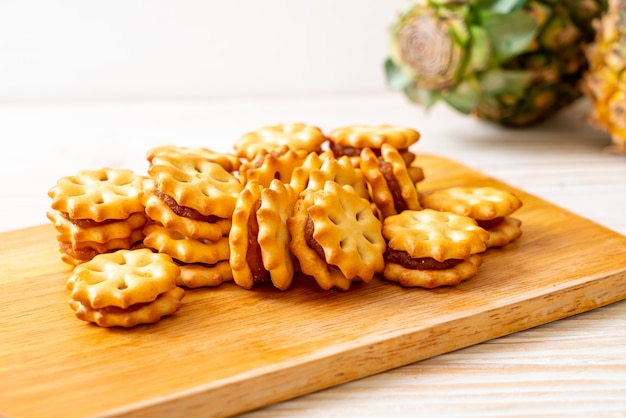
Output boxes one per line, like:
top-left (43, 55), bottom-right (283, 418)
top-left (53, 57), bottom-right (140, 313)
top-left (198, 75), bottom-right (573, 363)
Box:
top-left (67, 248), bottom-right (185, 328)
top-left (229, 179), bottom-right (298, 290)
top-left (141, 146), bottom-right (242, 288)
top-left (47, 167), bottom-right (149, 266)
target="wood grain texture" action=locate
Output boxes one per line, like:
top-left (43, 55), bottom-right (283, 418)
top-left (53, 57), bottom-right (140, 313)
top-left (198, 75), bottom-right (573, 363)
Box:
top-left (1, 155), bottom-right (625, 418)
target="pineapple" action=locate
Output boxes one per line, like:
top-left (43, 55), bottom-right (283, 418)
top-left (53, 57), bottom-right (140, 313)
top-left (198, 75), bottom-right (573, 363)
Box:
top-left (582, 0), bottom-right (626, 153)
top-left (385, 0), bottom-right (607, 127)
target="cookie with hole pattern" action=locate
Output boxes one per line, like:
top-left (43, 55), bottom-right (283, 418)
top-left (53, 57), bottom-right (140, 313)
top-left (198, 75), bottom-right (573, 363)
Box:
top-left (141, 187), bottom-right (231, 241)
top-left (420, 186), bottom-right (523, 248)
top-left (327, 124), bottom-right (420, 166)
top-left (233, 122), bottom-right (327, 161)
top-left (288, 180), bottom-right (386, 291)
top-left (289, 151), bottom-right (370, 201)
top-left (382, 209), bottom-right (489, 288)
top-left (48, 167), bottom-right (147, 223)
top-left (148, 152), bottom-right (242, 219)
top-left (66, 248), bottom-right (184, 327)
top-left (238, 146), bottom-right (309, 187)
top-left (147, 144), bottom-right (241, 173)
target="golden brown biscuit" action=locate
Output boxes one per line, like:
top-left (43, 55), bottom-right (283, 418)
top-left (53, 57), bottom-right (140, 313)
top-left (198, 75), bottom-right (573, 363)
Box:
top-left (482, 216), bottom-right (523, 248)
top-left (327, 124), bottom-right (420, 165)
top-left (47, 210), bottom-right (148, 244)
top-left (407, 164), bottom-right (426, 184)
top-left (420, 186), bottom-right (523, 248)
top-left (69, 287), bottom-right (185, 328)
top-left (382, 209), bottom-right (489, 288)
top-left (142, 222), bottom-right (230, 265)
top-left (58, 228), bottom-right (145, 256)
top-left (48, 168), bottom-right (146, 222)
top-left (288, 181), bottom-right (386, 291)
top-left (47, 168), bottom-right (149, 265)
top-left (176, 260), bottom-right (234, 288)
top-left (141, 187), bottom-right (231, 241)
top-left (360, 143), bottom-right (422, 218)
top-left (148, 152), bottom-right (242, 219)
top-left (290, 151), bottom-right (370, 201)
top-left (234, 122), bottom-right (327, 161)
top-left (288, 150), bottom-right (333, 194)
top-left (66, 248), bottom-right (184, 327)
top-left (238, 147), bottom-right (308, 187)
top-left (229, 179), bottom-right (297, 290)
top-left (147, 145), bottom-right (240, 172)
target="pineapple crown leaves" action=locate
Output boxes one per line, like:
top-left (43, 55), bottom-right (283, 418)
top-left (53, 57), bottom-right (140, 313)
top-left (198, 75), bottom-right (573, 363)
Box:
top-left (386, 1), bottom-right (539, 84)
top-left (384, 0), bottom-right (554, 113)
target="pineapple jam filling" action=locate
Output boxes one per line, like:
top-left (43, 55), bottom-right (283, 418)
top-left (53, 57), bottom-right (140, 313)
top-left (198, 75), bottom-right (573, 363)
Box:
top-left (155, 188), bottom-right (223, 223)
top-left (99, 301), bottom-right (151, 314)
top-left (304, 216), bottom-right (327, 261)
top-left (329, 142), bottom-right (409, 159)
top-left (61, 212), bottom-right (117, 228)
top-left (384, 248), bottom-right (463, 270)
top-left (59, 241), bottom-right (100, 261)
top-left (477, 217), bottom-right (504, 229)
top-left (379, 157), bottom-right (408, 213)
top-left (246, 199), bottom-right (269, 283)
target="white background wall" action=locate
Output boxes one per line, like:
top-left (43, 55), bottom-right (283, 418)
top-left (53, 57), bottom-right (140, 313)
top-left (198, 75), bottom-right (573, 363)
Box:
top-left (0, 0), bottom-right (407, 102)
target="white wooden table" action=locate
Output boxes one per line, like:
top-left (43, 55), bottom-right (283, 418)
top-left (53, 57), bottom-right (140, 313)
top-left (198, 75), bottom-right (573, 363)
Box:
top-left (1, 93), bottom-right (625, 416)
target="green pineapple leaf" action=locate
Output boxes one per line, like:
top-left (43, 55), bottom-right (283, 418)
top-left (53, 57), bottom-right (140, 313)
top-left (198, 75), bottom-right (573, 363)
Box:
top-left (442, 79), bottom-right (481, 113)
top-left (404, 84), bottom-right (442, 110)
top-left (384, 58), bottom-right (412, 90)
top-left (465, 25), bottom-right (491, 74)
top-left (479, 68), bottom-right (533, 95)
top-left (479, 8), bottom-right (538, 63)
top-left (474, 0), bottom-right (527, 14)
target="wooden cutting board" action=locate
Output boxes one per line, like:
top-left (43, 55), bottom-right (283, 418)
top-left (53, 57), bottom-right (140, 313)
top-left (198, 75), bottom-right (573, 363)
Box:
top-left (2, 155), bottom-right (626, 418)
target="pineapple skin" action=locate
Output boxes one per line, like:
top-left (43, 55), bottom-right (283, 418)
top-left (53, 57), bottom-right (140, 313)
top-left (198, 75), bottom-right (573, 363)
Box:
top-left (583, 0), bottom-right (626, 153)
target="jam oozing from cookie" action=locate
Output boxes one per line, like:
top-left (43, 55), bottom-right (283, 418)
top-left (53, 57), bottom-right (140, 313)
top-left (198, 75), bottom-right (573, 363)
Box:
top-left (476, 217), bottom-right (504, 229)
top-left (330, 142), bottom-right (413, 161)
top-left (61, 212), bottom-right (117, 228)
top-left (329, 142), bottom-right (373, 158)
top-left (304, 216), bottom-right (327, 261)
top-left (59, 241), bottom-right (101, 261)
top-left (384, 248), bottom-right (463, 270)
top-left (379, 158), bottom-right (408, 213)
top-left (303, 216), bottom-right (363, 281)
top-left (99, 301), bottom-right (151, 314)
top-left (155, 188), bottom-right (221, 223)
top-left (247, 199), bottom-right (269, 283)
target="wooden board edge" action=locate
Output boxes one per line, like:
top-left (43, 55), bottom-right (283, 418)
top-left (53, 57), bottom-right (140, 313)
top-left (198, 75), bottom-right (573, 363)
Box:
top-left (94, 268), bottom-right (626, 418)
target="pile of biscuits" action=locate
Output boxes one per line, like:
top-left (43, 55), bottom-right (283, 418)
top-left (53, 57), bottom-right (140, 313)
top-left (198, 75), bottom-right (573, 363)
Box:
top-left (48, 123), bottom-right (523, 327)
